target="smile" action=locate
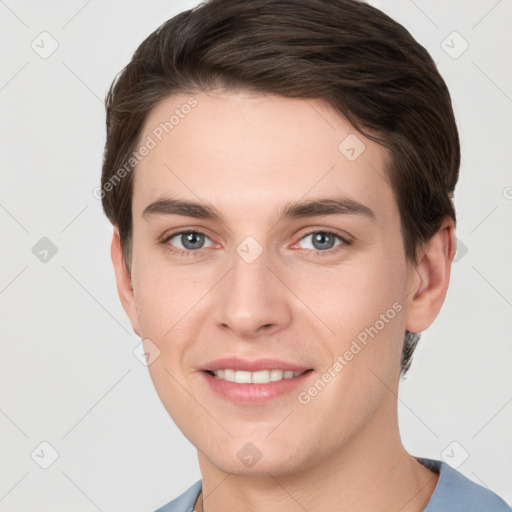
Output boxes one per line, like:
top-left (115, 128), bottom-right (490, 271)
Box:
top-left (208, 369), bottom-right (307, 383)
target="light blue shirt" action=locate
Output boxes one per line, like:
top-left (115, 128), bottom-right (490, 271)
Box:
top-left (154, 457), bottom-right (511, 511)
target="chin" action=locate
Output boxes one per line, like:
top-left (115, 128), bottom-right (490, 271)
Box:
top-left (201, 441), bottom-right (307, 477)
top-left (212, 458), bottom-right (301, 478)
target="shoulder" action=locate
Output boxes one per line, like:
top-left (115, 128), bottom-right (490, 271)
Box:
top-left (153, 480), bottom-right (202, 512)
top-left (418, 458), bottom-right (511, 512)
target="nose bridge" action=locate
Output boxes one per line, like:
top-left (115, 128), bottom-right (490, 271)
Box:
top-left (214, 236), bottom-right (292, 337)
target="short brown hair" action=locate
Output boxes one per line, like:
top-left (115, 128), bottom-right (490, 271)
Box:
top-left (101, 0), bottom-right (460, 376)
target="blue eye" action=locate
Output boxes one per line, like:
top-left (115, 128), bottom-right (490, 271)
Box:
top-left (299, 231), bottom-right (344, 251)
top-left (162, 229), bottom-right (350, 257)
top-left (164, 231), bottom-right (213, 253)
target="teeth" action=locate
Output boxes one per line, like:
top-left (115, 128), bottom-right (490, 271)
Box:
top-left (252, 370), bottom-right (270, 384)
top-left (270, 369), bottom-right (284, 381)
top-left (211, 369), bottom-right (304, 384)
top-left (234, 370), bottom-right (252, 384)
top-left (223, 369), bottom-right (235, 382)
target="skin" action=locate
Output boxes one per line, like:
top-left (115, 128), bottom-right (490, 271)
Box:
top-left (111, 90), bottom-right (456, 511)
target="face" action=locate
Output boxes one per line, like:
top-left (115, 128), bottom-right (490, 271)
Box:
top-left (114, 90), bottom-right (439, 477)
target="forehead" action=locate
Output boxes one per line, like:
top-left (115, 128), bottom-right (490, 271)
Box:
top-left (132, 91), bottom-right (397, 227)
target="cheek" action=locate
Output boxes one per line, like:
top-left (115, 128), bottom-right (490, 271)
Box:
top-left (300, 247), bottom-right (408, 388)
top-left (296, 253), bottom-right (406, 334)
top-left (293, 264), bottom-right (406, 445)
top-left (131, 249), bottom-right (210, 340)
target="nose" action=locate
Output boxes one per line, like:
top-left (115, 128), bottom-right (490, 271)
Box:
top-left (213, 242), bottom-right (293, 340)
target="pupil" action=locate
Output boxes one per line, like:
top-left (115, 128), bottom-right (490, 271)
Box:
top-left (183, 232), bottom-right (203, 249)
top-left (314, 232), bottom-right (334, 250)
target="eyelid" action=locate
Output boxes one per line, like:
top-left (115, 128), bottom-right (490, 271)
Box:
top-left (291, 228), bottom-right (352, 255)
top-left (161, 228), bottom-right (214, 251)
top-left (161, 225), bottom-right (210, 241)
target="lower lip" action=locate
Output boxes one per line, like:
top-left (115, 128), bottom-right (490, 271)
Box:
top-left (200, 370), bottom-right (314, 404)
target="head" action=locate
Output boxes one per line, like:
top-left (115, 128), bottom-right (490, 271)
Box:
top-left (101, 0), bottom-right (459, 477)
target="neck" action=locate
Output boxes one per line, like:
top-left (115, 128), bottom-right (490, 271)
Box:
top-left (196, 388), bottom-right (438, 512)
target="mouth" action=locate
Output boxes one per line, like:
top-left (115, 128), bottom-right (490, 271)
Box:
top-left (199, 358), bottom-right (315, 403)
top-left (205, 368), bottom-right (310, 384)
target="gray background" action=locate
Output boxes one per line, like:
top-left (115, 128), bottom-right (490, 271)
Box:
top-left (1, 0), bottom-right (511, 510)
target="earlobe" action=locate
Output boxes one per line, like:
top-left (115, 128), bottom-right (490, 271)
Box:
top-left (405, 218), bottom-right (456, 333)
top-left (111, 227), bottom-right (140, 337)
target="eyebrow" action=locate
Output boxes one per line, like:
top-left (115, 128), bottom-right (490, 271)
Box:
top-left (142, 196), bottom-right (376, 223)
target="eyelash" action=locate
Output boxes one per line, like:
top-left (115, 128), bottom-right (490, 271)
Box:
top-left (161, 228), bottom-right (351, 257)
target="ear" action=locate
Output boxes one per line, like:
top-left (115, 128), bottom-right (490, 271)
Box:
top-left (111, 227), bottom-right (140, 337)
top-left (405, 218), bottom-right (457, 333)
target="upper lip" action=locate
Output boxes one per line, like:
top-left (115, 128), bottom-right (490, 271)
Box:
top-left (201, 357), bottom-right (311, 372)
